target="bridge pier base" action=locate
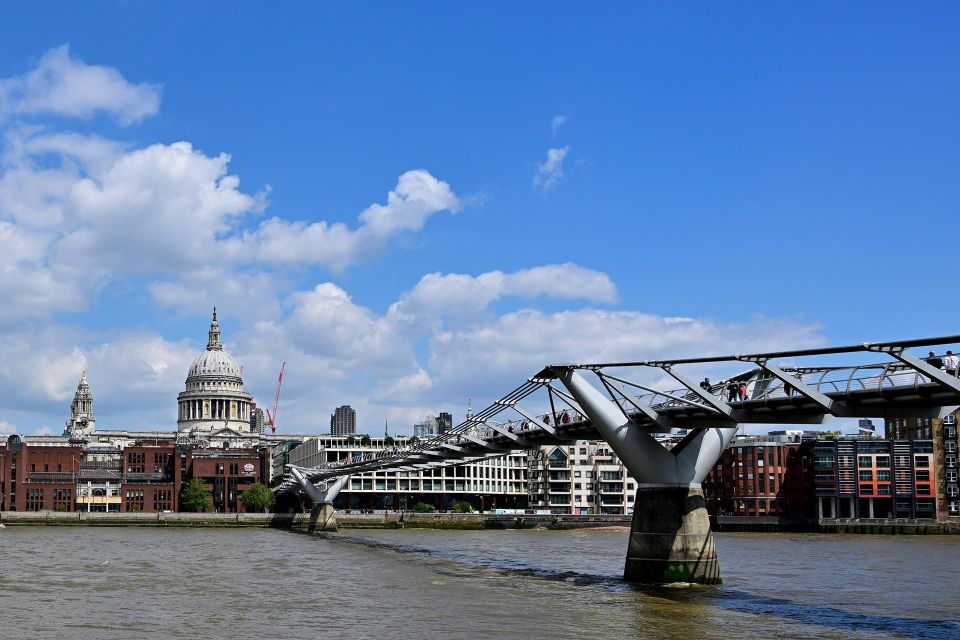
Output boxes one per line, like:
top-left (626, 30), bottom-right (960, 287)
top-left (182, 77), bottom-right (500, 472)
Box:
top-left (625, 486), bottom-right (720, 584)
top-left (308, 503), bottom-right (337, 533)
top-left (556, 370), bottom-right (734, 586)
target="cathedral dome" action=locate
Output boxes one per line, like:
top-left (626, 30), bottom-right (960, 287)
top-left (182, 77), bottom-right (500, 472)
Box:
top-left (178, 307), bottom-right (254, 434)
top-left (185, 306), bottom-right (242, 381)
top-left (188, 349), bottom-right (242, 379)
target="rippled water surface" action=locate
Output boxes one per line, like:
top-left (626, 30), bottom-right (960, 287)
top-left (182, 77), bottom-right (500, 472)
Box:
top-left (0, 526), bottom-right (957, 639)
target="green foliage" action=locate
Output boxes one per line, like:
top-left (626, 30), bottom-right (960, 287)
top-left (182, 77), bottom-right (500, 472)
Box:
top-left (384, 435), bottom-right (395, 446)
top-left (181, 478), bottom-right (213, 512)
top-left (239, 483), bottom-right (276, 513)
top-left (346, 435), bottom-right (356, 445)
top-left (360, 435), bottom-right (372, 446)
top-left (452, 501), bottom-right (473, 514)
top-left (408, 436), bottom-right (419, 444)
top-left (412, 502), bottom-right (436, 513)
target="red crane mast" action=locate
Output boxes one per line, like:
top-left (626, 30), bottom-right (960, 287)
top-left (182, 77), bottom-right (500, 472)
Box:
top-left (265, 362), bottom-right (286, 434)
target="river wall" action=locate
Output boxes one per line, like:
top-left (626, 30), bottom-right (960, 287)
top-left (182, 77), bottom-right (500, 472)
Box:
top-left (2, 510), bottom-right (957, 533)
top-left (0, 510), bottom-right (631, 530)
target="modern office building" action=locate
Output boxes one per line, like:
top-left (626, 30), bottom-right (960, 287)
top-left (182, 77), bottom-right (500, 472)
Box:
top-left (886, 410), bottom-right (959, 521)
top-left (804, 437), bottom-right (936, 520)
top-left (286, 435), bottom-right (528, 511)
top-left (330, 406), bottom-right (357, 436)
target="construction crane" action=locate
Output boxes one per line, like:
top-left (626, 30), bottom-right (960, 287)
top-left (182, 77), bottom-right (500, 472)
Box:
top-left (265, 362), bottom-right (286, 434)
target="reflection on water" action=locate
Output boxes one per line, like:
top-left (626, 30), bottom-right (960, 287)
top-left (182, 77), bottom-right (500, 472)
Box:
top-left (0, 527), bottom-right (956, 639)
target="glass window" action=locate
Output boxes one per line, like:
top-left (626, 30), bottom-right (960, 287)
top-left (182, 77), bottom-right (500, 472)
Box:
top-left (859, 471), bottom-right (873, 481)
top-left (875, 456), bottom-right (890, 467)
top-left (858, 456), bottom-right (872, 468)
top-left (914, 456), bottom-right (930, 468)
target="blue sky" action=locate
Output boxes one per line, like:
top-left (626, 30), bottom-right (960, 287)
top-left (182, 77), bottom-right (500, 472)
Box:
top-left (0, 3), bottom-right (957, 435)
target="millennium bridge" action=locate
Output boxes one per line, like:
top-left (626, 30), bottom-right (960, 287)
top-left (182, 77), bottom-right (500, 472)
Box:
top-left (276, 335), bottom-right (960, 584)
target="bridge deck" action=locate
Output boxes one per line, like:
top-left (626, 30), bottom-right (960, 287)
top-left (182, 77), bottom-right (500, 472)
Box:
top-left (276, 336), bottom-right (960, 494)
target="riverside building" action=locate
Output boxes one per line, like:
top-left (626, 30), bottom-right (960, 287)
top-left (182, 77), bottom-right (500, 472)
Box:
top-left (702, 434), bottom-right (806, 520)
top-left (885, 410), bottom-right (959, 521)
top-left (527, 442), bottom-right (637, 515)
top-left (286, 435), bottom-right (528, 511)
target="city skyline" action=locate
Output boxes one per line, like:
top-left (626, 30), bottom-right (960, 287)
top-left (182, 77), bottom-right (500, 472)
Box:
top-left (0, 3), bottom-right (957, 435)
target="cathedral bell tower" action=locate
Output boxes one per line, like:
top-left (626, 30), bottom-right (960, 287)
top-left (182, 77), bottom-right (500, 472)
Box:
top-left (65, 371), bottom-right (96, 437)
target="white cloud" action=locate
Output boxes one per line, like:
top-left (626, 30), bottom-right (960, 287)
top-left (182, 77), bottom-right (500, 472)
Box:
top-left (239, 169), bottom-right (460, 271)
top-left (533, 146), bottom-right (569, 192)
top-left (388, 263), bottom-right (618, 332)
top-left (0, 420), bottom-right (15, 434)
top-left (0, 45), bottom-right (161, 125)
top-left (59, 141), bottom-right (264, 273)
top-left (426, 309), bottom-right (826, 406)
top-left (551, 115), bottom-right (569, 136)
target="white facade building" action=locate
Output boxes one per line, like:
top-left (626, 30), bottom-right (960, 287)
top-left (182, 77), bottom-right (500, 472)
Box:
top-left (528, 441), bottom-right (637, 515)
top-left (287, 435), bottom-right (528, 510)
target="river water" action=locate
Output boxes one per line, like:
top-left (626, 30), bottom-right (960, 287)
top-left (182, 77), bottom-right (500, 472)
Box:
top-left (0, 526), bottom-right (957, 639)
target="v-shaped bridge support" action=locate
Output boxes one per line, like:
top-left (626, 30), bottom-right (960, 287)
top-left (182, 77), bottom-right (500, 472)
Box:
top-left (290, 467), bottom-right (351, 533)
top-left (557, 369), bottom-right (736, 585)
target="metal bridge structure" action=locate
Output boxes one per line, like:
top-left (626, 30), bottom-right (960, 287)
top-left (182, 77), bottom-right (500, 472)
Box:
top-left (276, 335), bottom-right (960, 584)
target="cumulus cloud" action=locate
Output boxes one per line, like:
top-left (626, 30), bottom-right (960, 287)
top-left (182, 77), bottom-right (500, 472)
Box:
top-left (240, 169), bottom-right (460, 271)
top-left (0, 420), bottom-right (15, 434)
top-left (58, 141), bottom-right (264, 273)
top-left (0, 323), bottom-right (196, 427)
top-left (388, 263), bottom-right (618, 332)
top-left (426, 309), bottom-right (827, 405)
top-left (533, 146), bottom-right (569, 192)
top-left (0, 45), bottom-right (161, 125)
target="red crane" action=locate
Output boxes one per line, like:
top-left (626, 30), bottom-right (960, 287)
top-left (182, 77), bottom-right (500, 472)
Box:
top-left (265, 362), bottom-right (286, 434)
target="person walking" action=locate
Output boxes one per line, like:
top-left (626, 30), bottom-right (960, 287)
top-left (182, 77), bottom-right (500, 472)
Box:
top-left (927, 351), bottom-right (944, 370)
top-left (945, 351), bottom-right (959, 377)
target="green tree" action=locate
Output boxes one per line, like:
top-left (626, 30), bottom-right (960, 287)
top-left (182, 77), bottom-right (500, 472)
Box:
top-left (346, 435), bottom-right (356, 445)
top-left (181, 478), bottom-right (213, 512)
top-left (384, 435), bottom-right (395, 446)
top-left (453, 501), bottom-right (473, 514)
top-left (412, 502), bottom-right (436, 513)
top-left (360, 434), bottom-right (372, 446)
top-left (239, 483), bottom-right (275, 513)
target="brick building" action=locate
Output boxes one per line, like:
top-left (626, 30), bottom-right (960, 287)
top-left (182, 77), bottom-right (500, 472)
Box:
top-left (0, 434), bottom-right (266, 513)
top-left (702, 436), bottom-right (806, 519)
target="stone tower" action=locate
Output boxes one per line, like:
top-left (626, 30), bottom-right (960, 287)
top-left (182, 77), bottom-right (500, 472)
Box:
top-left (65, 371), bottom-right (96, 437)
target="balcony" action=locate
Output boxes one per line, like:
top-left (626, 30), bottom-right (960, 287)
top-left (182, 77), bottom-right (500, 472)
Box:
top-left (124, 473), bottom-right (173, 483)
top-left (25, 472), bottom-right (75, 483)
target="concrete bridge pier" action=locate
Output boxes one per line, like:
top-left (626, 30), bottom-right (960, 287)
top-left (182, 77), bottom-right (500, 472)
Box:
top-left (290, 468), bottom-right (350, 533)
top-left (558, 370), bottom-right (735, 585)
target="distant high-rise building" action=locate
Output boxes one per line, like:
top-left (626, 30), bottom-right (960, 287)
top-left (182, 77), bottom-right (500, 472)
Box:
top-left (250, 407), bottom-right (265, 434)
top-left (438, 412), bottom-right (453, 434)
top-left (331, 405), bottom-right (356, 436)
top-left (413, 415), bottom-right (439, 439)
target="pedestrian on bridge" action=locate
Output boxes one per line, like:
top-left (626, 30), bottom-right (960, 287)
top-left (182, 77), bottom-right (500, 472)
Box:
top-left (945, 351), bottom-right (959, 377)
top-left (927, 351), bottom-right (944, 370)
